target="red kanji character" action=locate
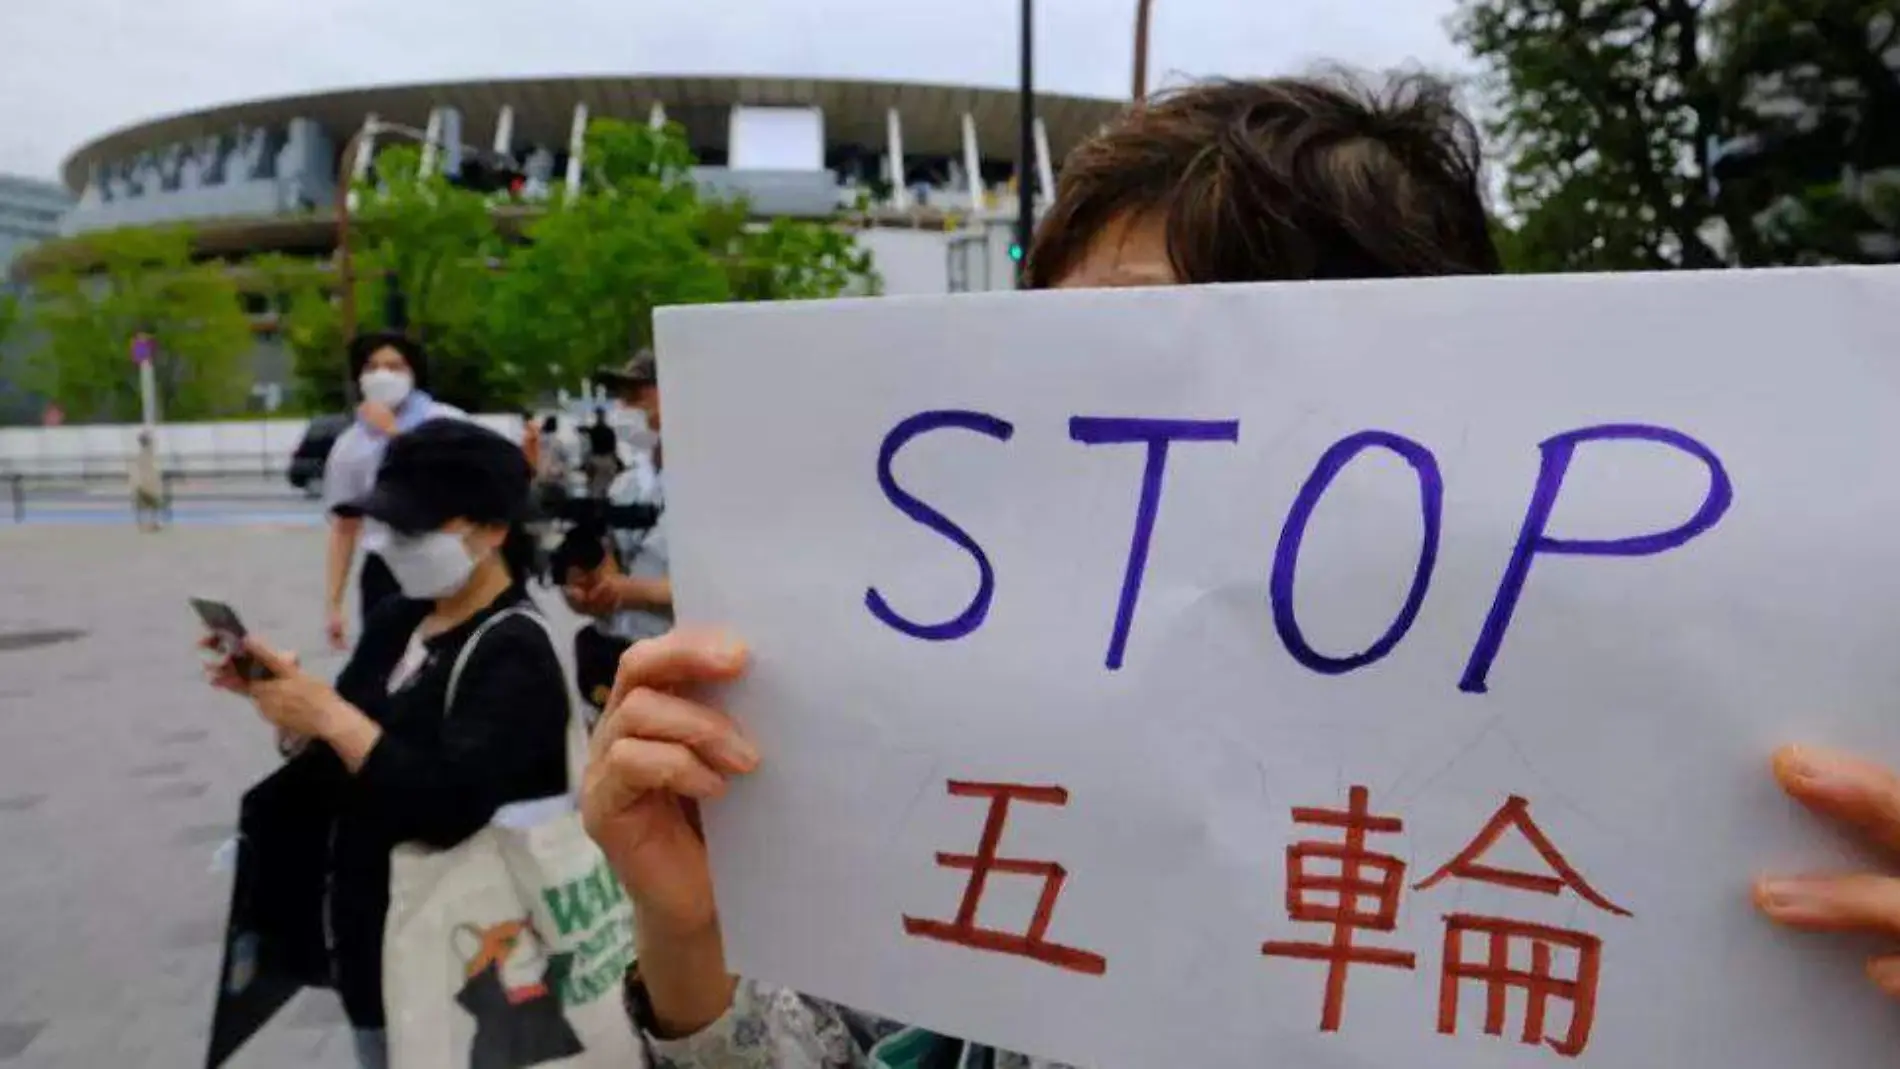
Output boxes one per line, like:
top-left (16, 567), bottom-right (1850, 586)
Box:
top-left (1415, 795), bottom-right (1632, 1058)
top-left (901, 781), bottom-right (1106, 975)
top-left (1261, 785), bottom-right (1418, 1031)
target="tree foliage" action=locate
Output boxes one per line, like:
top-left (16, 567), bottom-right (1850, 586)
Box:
top-left (14, 121), bottom-right (879, 422)
top-left (248, 252), bottom-right (351, 412)
top-left (1456, 0), bottom-right (1900, 270)
top-left (347, 145), bottom-right (511, 406)
top-left (1454, 0), bottom-right (1738, 271)
top-left (287, 119), bottom-right (880, 410)
top-left (484, 121), bottom-right (734, 395)
top-left (1711, 0), bottom-right (1900, 263)
top-left (0, 289), bottom-right (19, 353)
top-left (23, 227), bottom-right (254, 421)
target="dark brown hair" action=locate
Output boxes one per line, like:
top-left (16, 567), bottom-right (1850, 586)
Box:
top-left (1024, 72), bottom-right (1500, 287)
top-left (347, 330), bottom-right (430, 389)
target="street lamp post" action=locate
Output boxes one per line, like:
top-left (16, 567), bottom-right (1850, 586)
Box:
top-left (1133, 0), bottom-right (1155, 101)
top-left (1018, 0), bottom-right (1036, 283)
top-left (335, 128), bottom-right (365, 350)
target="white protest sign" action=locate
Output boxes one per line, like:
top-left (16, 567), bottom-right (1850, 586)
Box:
top-left (655, 266), bottom-right (1900, 1069)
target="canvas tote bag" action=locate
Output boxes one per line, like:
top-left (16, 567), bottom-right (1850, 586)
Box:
top-left (382, 606), bottom-right (643, 1069)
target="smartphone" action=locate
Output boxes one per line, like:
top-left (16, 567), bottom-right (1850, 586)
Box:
top-left (189, 597), bottom-right (275, 682)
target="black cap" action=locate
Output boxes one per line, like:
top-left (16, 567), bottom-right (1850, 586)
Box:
top-left (335, 420), bottom-right (531, 534)
top-left (594, 348), bottom-right (658, 391)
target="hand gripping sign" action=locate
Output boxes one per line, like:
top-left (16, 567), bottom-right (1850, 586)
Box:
top-left (657, 267), bottom-right (1900, 1069)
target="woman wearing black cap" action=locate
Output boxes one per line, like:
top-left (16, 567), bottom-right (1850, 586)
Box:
top-left (207, 421), bottom-right (569, 1069)
top-left (322, 332), bottom-right (464, 651)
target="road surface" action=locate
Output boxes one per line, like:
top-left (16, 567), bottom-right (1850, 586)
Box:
top-left (4, 479), bottom-right (325, 529)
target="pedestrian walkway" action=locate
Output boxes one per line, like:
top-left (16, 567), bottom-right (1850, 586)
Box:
top-left (5, 485), bottom-right (325, 529)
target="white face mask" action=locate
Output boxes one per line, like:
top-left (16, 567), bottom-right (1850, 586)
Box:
top-left (369, 527), bottom-right (477, 600)
top-left (360, 368), bottom-right (414, 408)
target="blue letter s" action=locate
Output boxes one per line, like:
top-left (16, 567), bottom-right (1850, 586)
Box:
top-left (865, 410), bottom-right (1016, 641)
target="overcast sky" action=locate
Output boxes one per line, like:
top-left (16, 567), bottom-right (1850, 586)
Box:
top-left (0, 0), bottom-right (1469, 183)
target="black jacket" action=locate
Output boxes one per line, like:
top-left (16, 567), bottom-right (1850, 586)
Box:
top-left (305, 585), bottom-right (570, 1028)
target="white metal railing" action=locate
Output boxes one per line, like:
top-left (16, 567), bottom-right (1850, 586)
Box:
top-left (0, 415), bottom-right (523, 481)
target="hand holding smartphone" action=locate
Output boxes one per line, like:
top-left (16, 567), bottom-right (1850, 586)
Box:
top-left (190, 597), bottom-right (276, 682)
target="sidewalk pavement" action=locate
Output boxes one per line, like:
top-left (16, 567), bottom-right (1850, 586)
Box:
top-left (0, 524), bottom-right (583, 1067)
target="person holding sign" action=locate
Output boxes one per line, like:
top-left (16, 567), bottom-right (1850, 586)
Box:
top-left (581, 71), bottom-right (1900, 1069)
top-left (584, 72), bottom-right (1510, 1068)
top-left (592, 632), bottom-right (1900, 1067)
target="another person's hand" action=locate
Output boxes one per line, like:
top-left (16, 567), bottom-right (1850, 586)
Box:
top-left (325, 603), bottom-right (348, 651)
top-left (563, 568), bottom-right (620, 618)
top-left (582, 628), bottom-right (756, 938)
top-left (1755, 745), bottom-right (1900, 998)
top-left (358, 400), bottom-right (398, 436)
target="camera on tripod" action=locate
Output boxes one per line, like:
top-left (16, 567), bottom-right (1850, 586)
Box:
top-left (543, 492), bottom-right (663, 582)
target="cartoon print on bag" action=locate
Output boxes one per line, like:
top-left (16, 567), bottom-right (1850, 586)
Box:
top-left (452, 919), bottom-right (585, 1069)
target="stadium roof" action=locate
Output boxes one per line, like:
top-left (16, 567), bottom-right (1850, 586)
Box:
top-left (61, 74), bottom-right (1129, 191)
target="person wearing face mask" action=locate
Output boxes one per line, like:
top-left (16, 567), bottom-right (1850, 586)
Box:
top-left (207, 420), bottom-right (570, 1069)
top-left (562, 351), bottom-right (673, 713)
top-left (321, 332), bottom-right (464, 651)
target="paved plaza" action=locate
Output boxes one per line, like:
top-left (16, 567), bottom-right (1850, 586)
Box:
top-left (0, 521), bottom-right (583, 1067)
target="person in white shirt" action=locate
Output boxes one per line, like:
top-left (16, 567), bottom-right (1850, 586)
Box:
top-left (129, 429), bottom-right (164, 532)
top-left (563, 352), bottom-right (672, 709)
top-left (322, 332), bottom-right (463, 650)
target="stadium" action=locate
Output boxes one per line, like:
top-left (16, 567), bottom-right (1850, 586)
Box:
top-left (23, 74), bottom-right (1128, 295)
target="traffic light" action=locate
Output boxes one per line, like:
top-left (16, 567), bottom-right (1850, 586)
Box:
top-left (1008, 242), bottom-right (1024, 263)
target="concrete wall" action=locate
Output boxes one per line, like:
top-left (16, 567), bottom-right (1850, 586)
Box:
top-left (690, 167), bottom-right (844, 217)
top-left (857, 229), bottom-right (952, 295)
top-left (857, 223), bottom-right (1026, 295)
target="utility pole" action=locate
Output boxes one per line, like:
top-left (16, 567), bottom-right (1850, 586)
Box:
top-left (1017, 0), bottom-right (1036, 283)
top-left (1133, 0), bottom-right (1155, 101)
top-left (335, 119), bottom-right (379, 347)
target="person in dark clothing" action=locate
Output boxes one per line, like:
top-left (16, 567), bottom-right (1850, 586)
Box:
top-left (584, 408), bottom-right (620, 499)
top-left (207, 420), bottom-right (571, 1069)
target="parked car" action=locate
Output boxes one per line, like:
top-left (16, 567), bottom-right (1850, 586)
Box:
top-left (286, 414), bottom-right (352, 498)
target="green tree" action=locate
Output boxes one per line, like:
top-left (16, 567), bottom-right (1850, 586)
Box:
top-left (1457, 0), bottom-right (1900, 270)
top-left (349, 145), bottom-right (508, 407)
top-left (1453, 0), bottom-right (1747, 271)
top-left (730, 218), bottom-right (880, 300)
top-left (0, 290), bottom-right (19, 352)
top-left (1711, 0), bottom-right (1900, 263)
top-left (484, 119), bottom-right (879, 395)
top-left (485, 121), bottom-right (734, 395)
top-left (25, 227), bottom-right (254, 420)
top-left (244, 253), bottom-right (344, 412)
top-left (292, 119), bottom-right (881, 410)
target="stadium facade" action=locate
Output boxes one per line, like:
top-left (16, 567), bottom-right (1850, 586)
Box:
top-left (0, 175), bottom-right (72, 274)
top-left (34, 75), bottom-right (1127, 295)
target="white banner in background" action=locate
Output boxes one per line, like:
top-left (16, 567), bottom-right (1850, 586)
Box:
top-left (655, 267), bottom-right (1900, 1069)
